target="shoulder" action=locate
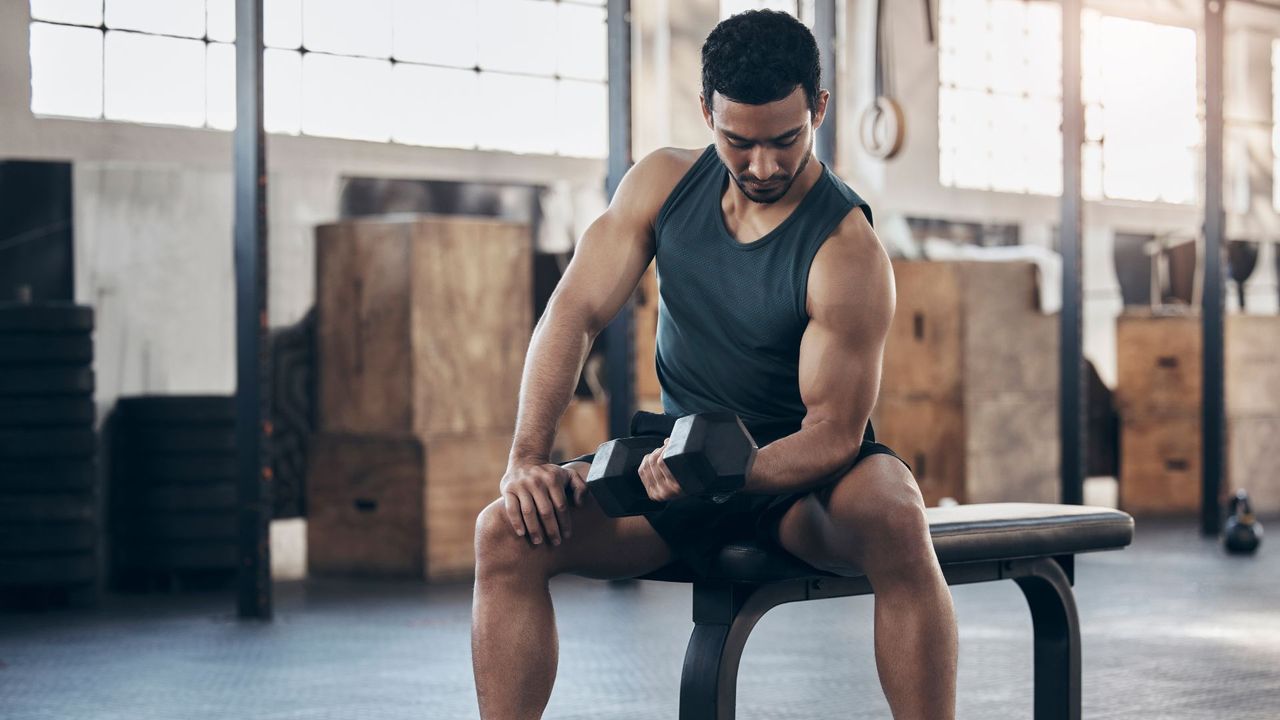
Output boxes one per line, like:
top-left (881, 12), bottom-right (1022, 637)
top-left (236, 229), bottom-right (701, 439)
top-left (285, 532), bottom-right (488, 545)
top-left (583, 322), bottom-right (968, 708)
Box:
top-left (609, 147), bottom-right (704, 224)
top-left (805, 207), bottom-right (895, 328)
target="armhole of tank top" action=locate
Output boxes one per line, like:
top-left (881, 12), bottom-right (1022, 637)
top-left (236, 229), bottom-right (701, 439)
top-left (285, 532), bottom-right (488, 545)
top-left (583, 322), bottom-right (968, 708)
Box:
top-left (794, 200), bottom-right (867, 322)
top-left (653, 146), bottom-right (716, 241)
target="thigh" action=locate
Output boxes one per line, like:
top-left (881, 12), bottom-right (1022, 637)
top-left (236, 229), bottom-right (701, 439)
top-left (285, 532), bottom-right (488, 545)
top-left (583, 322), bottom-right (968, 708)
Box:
top-left (538, 462), bottom-right (676, 580)
top-left (774, 452), bottom-right (919, 574)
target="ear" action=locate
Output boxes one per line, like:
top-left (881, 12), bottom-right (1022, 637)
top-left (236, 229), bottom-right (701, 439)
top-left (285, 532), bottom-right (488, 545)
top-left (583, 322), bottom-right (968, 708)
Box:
top-left (811, 89), bottom-right (831, 130)
top-left (700, 93), bottom-right (714, 131)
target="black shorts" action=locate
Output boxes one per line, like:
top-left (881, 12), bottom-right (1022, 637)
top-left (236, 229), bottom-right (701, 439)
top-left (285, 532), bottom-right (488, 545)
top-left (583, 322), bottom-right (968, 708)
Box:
top-left (564, 411), bottom-right (910, 579)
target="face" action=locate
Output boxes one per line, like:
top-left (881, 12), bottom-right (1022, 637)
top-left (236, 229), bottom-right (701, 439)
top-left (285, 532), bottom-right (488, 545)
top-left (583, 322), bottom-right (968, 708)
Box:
top-left (701, 86), bottom-right (828, 204)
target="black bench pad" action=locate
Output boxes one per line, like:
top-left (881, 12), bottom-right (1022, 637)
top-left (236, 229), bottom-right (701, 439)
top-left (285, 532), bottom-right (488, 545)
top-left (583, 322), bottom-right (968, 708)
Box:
top-left (643, 503), bottom-right (1134, 584)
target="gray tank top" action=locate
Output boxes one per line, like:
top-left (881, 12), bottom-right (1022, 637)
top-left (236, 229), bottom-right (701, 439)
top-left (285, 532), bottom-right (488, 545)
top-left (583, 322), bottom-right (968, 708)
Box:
top-left (651, 145), bottom-right (874, 446)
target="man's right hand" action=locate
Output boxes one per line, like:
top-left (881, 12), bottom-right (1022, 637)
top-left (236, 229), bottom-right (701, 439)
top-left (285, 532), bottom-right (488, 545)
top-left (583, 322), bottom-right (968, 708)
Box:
top-left (500, 461), bottom-right (587, 547)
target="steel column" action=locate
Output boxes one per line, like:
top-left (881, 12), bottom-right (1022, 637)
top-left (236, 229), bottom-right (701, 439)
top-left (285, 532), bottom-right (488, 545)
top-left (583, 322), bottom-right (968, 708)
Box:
top-left (1059, 0), bottom-right (1085, 506)
top-left (603, 0), bottom-right (635, 439)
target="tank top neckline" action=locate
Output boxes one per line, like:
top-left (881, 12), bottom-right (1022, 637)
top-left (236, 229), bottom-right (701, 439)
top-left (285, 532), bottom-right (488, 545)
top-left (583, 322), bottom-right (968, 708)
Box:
top-left (712, 157), bottom-right (832, 252)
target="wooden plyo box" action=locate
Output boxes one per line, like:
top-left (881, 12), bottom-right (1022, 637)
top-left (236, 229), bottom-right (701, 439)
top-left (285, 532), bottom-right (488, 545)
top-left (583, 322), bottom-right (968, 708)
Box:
top-left (309, 215), bottom-right (531, 580)
top-left (1116, 312), bottom-right (1280, 514)
top-left (871, 260), bottom-right (1060, 506)
top-left (315, 215), bottom-right (531, 438)
top-left (307, 432), bottom-right (509, 581)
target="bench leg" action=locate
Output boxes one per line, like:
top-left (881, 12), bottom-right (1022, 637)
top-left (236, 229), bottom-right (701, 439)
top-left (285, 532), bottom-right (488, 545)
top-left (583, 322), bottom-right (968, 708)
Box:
top-left (1014, 557), bottom-right (1081, 720)
top-left (678, 581), bottom-right (807, 720)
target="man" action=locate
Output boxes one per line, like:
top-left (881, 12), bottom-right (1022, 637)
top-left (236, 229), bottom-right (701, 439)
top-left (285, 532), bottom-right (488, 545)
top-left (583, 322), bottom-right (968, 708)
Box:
top-left (472, 10), bottom-right (957, 719)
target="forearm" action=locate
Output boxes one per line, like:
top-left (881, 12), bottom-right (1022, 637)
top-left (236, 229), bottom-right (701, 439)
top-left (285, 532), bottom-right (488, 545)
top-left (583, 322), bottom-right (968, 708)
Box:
top-left (743, 419), bottom-right (865, 495)
top-left (507, 304), bottom-right (596, 466)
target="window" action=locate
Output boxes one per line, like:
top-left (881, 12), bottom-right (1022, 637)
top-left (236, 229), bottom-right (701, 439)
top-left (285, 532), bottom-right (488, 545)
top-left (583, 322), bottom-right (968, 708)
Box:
top-left (28, 0), bottom-right (609, 157)
top-left (1272, 40), bottom-right (1280, 212)
top-left (938, 1), bottom-right (1198, 203)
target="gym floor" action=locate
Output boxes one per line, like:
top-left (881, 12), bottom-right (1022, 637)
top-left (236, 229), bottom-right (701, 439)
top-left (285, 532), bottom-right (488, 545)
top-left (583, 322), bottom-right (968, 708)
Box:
top-left (2, 518), bottom-right (1275, 720)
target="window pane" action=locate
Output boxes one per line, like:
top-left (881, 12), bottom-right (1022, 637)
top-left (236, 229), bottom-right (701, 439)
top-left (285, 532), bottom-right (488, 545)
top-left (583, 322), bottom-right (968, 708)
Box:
top-left (556, 79), bottom-right (606, 157)
top-left (557, 3), bottom-right (606, 82)
top-left (207, 0), bottom-right (235, 42)
top-left (207, 42), bottom-right (235, 130)
top-left (105, 0), bottom-right (205, 38)
top-left (30, 0), bottom-right (102, 26)
top-left (302, 0), bottom-right (391, 58)
top-left (477, 72), bottom-right (556, 154)
top-left (265, 0), bottom-right (301, 49)
top-left (390, 64), bottom-right (477, 149)
top-left (302, 52), bottom-right (391, 142)
top-left (478, 0), bottom-right (556, 75)
top-left (1097, 16), bottom-right (1196, 203)
top-left (393, 0), bottom-right (477, 68)
top-left (104, 30), bottom-right (205, 126)
top-left (29, 22), bottom-right (103, 119)
top-left (265, 48), bottom-right (301, 134)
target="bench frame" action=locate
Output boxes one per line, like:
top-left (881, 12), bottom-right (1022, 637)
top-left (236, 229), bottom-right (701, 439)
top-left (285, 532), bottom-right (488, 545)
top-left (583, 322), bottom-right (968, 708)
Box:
top-left (679, 555), bottom-right (1080, 720)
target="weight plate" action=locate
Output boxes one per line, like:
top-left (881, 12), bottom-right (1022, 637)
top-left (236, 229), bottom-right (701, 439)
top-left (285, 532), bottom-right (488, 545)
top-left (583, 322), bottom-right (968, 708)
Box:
top-left (112, 540), bottom-right (236, 569)
top-left (115, 453), bottom-right (236, 483)
top-left (116, 396), bottom-right (235, 424)
top-left (0, 522), bottom-right (96, 556)
top-left (0, 303), bottom-right (94, 333)
top-left (0, 396), bottom-right (95, 427)
top-left (111, 511), bottom-right (236, 541)
top-left (0, 494), bottom-right (95, 523)
top-left (0, 459), bottom-right (96, 491)
top-left (0, 367), bottom-right (93, 397)
top-left (0, 334), bottom-right (93, 365)
top-left (117, 426), bottom-right (235, 454)
top-left (0, 554), bottom-right (97, 585)
top-left (0, 428), bottom-right (96, 458)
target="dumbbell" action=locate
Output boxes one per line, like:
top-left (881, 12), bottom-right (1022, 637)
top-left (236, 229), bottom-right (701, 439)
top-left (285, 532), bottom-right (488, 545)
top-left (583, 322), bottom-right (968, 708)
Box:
top-left (585, 412), bottom-right (758, 517)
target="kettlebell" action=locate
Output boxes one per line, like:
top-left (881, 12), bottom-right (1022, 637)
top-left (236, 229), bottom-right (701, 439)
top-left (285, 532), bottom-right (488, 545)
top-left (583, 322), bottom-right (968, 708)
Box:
top-left (1223, 489), bottom-right (1263, 555)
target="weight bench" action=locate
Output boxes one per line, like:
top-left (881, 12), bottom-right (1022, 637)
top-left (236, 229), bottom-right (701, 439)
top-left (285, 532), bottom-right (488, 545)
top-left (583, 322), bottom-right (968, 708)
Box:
top-left (639, 502), bottom-right (1134, 720)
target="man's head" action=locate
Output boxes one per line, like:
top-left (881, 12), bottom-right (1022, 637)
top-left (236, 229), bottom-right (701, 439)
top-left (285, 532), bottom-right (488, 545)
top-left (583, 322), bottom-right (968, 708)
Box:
top-left (700, 10), bottom-right (828, 204)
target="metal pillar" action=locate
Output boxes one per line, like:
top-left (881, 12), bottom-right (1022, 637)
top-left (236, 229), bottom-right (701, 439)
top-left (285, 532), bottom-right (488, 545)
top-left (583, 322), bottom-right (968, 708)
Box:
top-left (234, 0), bottom-right (272, 619)
top-left (814, 0), bottom-right (837, 168)
top-left (1202, 0), bottom-right (1226, 535)
top-left (604, 0), bottom-right (635, 439)
top-left (1059, 0), bottom-right (1085, 506)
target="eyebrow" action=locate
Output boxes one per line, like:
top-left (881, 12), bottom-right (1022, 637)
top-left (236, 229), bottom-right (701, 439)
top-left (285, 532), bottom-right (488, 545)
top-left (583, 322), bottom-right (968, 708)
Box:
top-left (721, 125), bottom-right (804, 144)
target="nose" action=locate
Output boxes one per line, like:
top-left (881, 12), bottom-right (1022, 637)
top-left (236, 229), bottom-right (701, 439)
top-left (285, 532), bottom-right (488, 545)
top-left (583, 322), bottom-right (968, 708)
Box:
top-left (747, 147), bottom-right (780, 181)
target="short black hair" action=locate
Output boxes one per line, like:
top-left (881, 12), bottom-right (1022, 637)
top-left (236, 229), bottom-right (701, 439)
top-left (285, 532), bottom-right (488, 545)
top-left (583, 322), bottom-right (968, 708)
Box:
top-left (701, 10), bottom-right (821, 115)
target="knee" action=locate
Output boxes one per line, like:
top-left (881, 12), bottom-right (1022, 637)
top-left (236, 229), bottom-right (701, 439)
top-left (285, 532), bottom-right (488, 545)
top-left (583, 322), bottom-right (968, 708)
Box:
top-left (474, 499), bottom-right (549, 581)
top-left (837, 458), bottom-right (932, 569)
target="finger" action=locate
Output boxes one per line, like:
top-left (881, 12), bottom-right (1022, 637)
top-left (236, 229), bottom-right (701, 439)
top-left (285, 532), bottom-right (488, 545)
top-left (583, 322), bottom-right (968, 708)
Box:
top-left (544, 471), bottom-right (572, 541)
top-left (566, 463), bottom-right (590, 506)
top-left (501, 491), bottom-right (525, 537)
top-left (654, 443), bottom-right (681, 499)
top-left (639, 448), bottom-right (664, 502)
top-left (516, 490), bottom-right (544, 545)
top-left (530, 487), bottom-right (562, 546)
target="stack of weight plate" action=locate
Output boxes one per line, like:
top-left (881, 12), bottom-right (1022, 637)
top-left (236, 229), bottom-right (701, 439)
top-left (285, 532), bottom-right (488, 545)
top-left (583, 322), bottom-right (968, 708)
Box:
top-left (0, 302), bottom-right (99, 610)
top-left (109, 395), bottom-right (237, 592)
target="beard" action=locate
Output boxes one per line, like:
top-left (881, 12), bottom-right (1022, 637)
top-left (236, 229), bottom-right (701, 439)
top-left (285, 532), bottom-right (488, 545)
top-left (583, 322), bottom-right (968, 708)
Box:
top-left (730, 136), bottom-right (814, 205)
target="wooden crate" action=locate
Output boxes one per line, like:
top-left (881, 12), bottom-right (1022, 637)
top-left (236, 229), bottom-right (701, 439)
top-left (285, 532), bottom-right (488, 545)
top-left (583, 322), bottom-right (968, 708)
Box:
top-left (1115, 312), bottom-right (1280, 513)
top-left (316, 215), bottom-right (532, 437)
top-left (873, 260), bottom-right (1059, 505)
top-left (307, 431), bottom-right (509, 581)
top-left (1119, 414), bottom-right (1202, 515)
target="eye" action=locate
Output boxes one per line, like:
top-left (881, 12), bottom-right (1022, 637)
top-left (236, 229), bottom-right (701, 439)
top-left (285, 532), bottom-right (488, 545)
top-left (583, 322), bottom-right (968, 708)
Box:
top-left (776, 136), bottom-right (799, 147)
top-left (729, 141), bottom-right (751, 149)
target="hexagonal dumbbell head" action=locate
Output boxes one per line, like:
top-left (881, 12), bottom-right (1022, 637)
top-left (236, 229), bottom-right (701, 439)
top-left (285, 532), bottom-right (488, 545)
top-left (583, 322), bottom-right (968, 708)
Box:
top-left (663, 412), bottom-right (757, 496)
top-left (586, 435), bottom-right (667, 517)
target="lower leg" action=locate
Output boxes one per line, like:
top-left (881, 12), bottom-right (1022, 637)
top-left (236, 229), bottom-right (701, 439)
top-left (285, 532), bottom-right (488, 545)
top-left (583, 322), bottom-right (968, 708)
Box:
top-left (472, 565), bottom-right (557, 720)
top-left (870, 564), bottom-right (958, 720)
